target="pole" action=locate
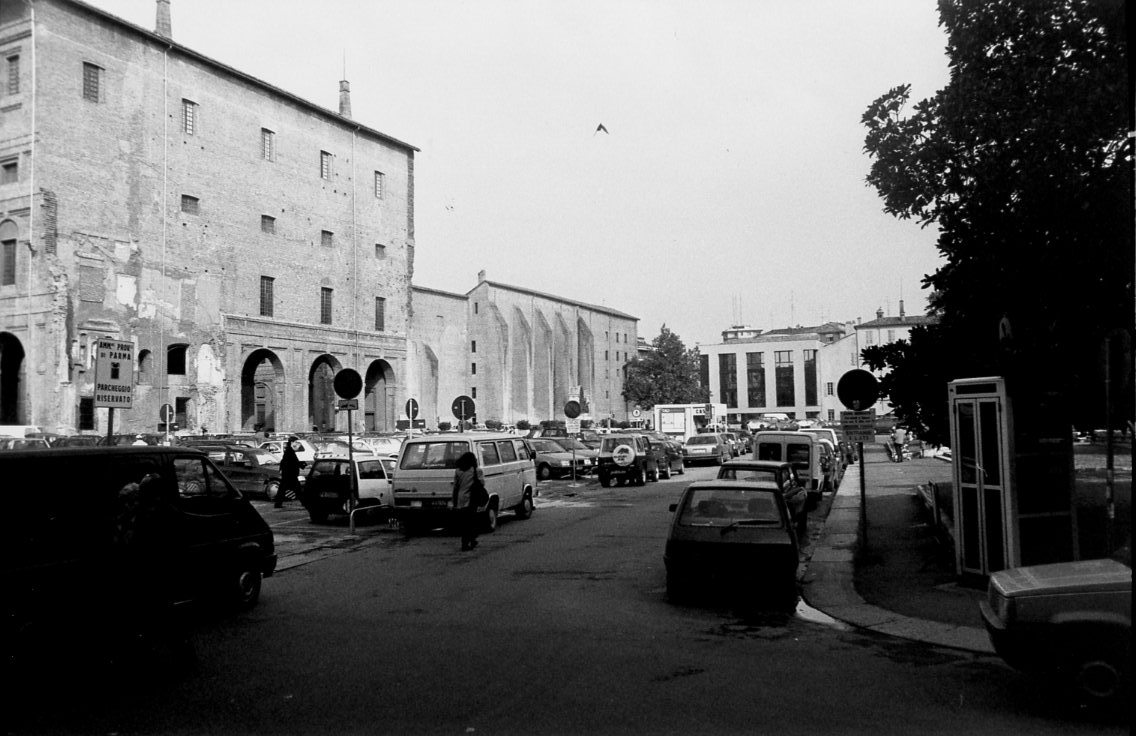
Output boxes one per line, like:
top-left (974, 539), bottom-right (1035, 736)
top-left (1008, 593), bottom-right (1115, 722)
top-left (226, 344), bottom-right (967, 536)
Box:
top-left (858, 441), bottom-right (867, 548)
top-left (1104, 336), bottom-right (1114, 554)
top-left (107, 407), bottom-right (114, 444)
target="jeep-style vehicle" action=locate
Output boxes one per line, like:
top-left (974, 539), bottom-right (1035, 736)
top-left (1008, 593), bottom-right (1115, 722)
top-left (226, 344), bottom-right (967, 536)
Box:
top-left (596, 433), bottom-right (662, 487)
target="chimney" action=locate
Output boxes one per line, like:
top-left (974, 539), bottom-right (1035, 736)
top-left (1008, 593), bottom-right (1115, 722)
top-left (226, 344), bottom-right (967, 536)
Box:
top-left (899, 299), bottom-right (906, 321)
top-left (155, 0), bottom-right (172, 38)
top-left (876, 307), bottom-right (884, 320)
top-left (477, 269), bottom-right (487, 282)
top-left (338, 79), bottom-right (352, 118)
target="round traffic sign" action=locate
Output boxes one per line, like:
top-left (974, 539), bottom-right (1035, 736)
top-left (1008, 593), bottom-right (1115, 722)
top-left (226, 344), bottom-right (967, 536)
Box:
top-left (837, 369), bottom-right (880, 411)
top-left (333, 368), bottom-right (363, 399)
top-left (564, 400), bottom-right (581, 419)
top-left (451, 395), bottom-right (475, 421)
top-left (159, 403), bottom-right (175, 423)
top-left (405, 398), bottom-right (420, 420)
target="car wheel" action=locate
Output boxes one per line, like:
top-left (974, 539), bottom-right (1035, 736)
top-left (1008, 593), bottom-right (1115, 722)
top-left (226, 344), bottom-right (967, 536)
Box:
top-left (599, 473), bottom-right (611, 488)
top-left (537, 463), bottom-right (552, 481)
top-left (661, 463), bottom-right (671, 480)
top-left (1069, 643), bottom-right (1127, 705)
top-left (483, 506), bottom-right (498, 533)
top-left (229, 555), bottom-right (263, 610)
top-left (308, 508), bottom-right (328, 523)
top-left (514, 492), bottom-right (534, 519)
top-left (677, 461), bottom-right (686, 475)
top-left (632, 466), bottom-right (646, 486)
top-left (265, 479), bottom-right (281, 501)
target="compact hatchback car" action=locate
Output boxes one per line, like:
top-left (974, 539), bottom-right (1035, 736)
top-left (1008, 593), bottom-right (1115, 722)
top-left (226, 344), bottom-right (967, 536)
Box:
top-left (682, 434), bottom-right (731, 466)
top-left (665, 481), bottom-right (798, 607)
top-left (302, 454), bottom-right (396, 523)
top-left (717, 459), bottom-right (809, 539)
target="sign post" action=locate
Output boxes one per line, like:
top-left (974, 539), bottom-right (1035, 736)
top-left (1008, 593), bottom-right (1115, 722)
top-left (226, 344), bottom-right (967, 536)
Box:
top-left (94, 339), bottom-right (134, 443)
top-left (333, 368), bottom-right (364, 523)
top-left (564, 400), bottom-right (582, 484)
top-left (451, 395), bottom-right (475, 432)
top-left (837, 369), bottom-right (881, 548)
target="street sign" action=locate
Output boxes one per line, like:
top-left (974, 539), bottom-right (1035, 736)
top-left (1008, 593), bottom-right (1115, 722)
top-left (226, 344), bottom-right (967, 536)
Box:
top-left (159, 403), bottom-right (175, 423)
top-left (451, 395), bottom-right (475, 421)
top-left (337, 399), bottom-right (359, 411)
top-left (837, 369), bottom-right (880, 411)
top-left (405, 398), bottom-right (419, 420)
top-left (333, 368), bottom-right (363, 399)
top-left (93, 339), bottom-right (135, 408)
top-left (841, 410), bottom-right (877, 443)
top-left (564, 400), bottom-right (581, 419)
top-left (565, 418), bottom-right (581, 434)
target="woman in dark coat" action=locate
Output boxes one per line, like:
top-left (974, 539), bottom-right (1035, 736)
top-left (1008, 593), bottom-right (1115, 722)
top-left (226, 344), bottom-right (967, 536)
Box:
top-left (452, 451), bottom-right (485, 551)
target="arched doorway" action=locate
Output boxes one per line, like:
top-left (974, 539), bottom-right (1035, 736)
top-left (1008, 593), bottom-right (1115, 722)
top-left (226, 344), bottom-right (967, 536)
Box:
top-left (364, 359), bottom-right (395, 431)
top-left (0, 332), bottom-right (26, 425)
top-left (309, 354), bottom-right (342, 432)
top-left (241, 349), bottom-right (284, 432)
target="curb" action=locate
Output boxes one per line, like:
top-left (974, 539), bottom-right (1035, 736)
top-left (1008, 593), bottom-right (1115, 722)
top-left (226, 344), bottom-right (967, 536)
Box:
top-left (801, 461), bottom-right (995, 654)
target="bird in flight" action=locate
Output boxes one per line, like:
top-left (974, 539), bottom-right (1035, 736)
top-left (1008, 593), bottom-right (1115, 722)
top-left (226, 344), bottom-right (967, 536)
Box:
top-left (594, 123), bottom-right (609, 135)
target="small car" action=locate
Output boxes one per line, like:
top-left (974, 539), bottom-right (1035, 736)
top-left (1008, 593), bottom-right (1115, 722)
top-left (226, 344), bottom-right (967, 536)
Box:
top-left (258, 437), bottom-right (317, 465)
top-left (979, 544), bottom-right (1131, 706)
top-left (312, 439), bottom-right (353, 459)
top-left (682, 433), bottom-right (732, 466)
top-left (302, 454), bottom-right (396, 523)
top-left (642, 433), bottom-right (685, 478)
top-left (548, 436), bottom-right (599, 473)
top-left (716, 459), bottom-right (809, 538)
top-left (664, 480), bottom-right (798, 607)
top-left (200, 445), bottom-right (298, 501)
top-left (596, 434), bottom-right (660, 487)
top-left (0, 437), bottom-right (52, 451)
top-left (527, 437), bottom-right (591, 480)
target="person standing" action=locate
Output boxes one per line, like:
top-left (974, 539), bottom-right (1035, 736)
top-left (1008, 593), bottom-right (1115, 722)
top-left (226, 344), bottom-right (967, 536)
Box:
top-left (275, 436), bottom-right (303, 508)
top-left (451, 451), bottom-right (485, 551)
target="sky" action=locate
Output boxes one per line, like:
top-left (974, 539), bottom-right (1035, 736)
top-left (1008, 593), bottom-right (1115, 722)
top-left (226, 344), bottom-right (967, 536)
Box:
top-left (86, 0), bottom-right (952, 347)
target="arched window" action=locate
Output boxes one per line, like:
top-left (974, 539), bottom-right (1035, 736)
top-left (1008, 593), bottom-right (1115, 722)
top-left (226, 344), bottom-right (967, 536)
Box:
top-left (167, 344), bottom-right (188, 376)
top-left (138, 349), bottom-right (153, 383)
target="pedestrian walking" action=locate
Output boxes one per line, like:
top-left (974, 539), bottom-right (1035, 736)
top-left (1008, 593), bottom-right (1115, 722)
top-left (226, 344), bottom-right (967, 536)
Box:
top-left (275, 436), bottom-right (303, 508)
top-left (452, 451), bottom-right (487, 551)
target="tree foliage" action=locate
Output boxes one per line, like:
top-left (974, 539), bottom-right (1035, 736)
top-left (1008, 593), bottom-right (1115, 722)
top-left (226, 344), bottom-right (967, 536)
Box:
top-left (622, 325), bottom-right (708, 410)
top-left (862, 0), bottom-right (1132, 444)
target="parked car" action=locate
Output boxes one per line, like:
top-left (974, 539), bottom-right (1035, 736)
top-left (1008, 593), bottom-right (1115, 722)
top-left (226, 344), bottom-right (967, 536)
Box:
top-left (258, 437), bottom-right (317, 465)
top-left (814, 438), bottom-right (840, 492)
top-left (312, 439), bottom-right (353, 459)
top-left (753, 431), bottom-right (825, 509)
top-left (664, 480), bottom-right (798, 607)
top-left (527, 437), bottom-right (591, 480)
top-left (98, 433), bottom-right (165, 446)
top-left (716, 459), bottom-right (809, 539)
top-left (356, 435), bottom-right (404, 457)
top-left (721, 432), bottom-right (742, 457)
top-left (979, 543), bottom-right (1131, 706)
top-left (200, 445), bottom-right (298, 501)
top-left (0, 437), bottom-right (52, 451)
top-left (801, 427), bottom-right (845, 470)
top-left (49, 435), bottom-right (101, 448)
top-left (548, 436), bottom-right (599, 473)
top-left (596, 433), bottom-right (660, 487)
top-left (301, 454), bottom-right (396, 523)
top-left (682, 433), bottom-right (732, 466)
top-left (642, 432), bottom-right (685, 478)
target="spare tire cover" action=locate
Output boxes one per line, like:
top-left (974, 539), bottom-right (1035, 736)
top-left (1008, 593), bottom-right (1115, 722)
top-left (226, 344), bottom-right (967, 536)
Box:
top-left (612, 444), bottom-right (635, 467)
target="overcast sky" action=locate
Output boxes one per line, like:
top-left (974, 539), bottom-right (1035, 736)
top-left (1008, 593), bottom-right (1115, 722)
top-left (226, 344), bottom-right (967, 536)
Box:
top-left (86, 0), bottom-right (951, 347)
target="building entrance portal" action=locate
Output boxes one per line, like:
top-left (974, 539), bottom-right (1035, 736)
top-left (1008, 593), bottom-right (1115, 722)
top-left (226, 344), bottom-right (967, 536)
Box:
top-left (365, 359), bottom-right (395, 431)
top-left (309, 355), bottom-right (342, 432)
top-left (241, 349), bottom-right (284, 433)
top-left (0, 332), bottom-right (27, 425)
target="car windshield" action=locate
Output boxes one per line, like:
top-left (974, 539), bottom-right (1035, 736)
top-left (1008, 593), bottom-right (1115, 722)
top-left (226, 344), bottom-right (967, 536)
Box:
top-left (530, 440), bottom-right (566, 453)
top-left (400, 441), bottom-right (465, 470)
top-left (687, 435), bottom-right (716, 445)
top-left (555, 438), bottom-right (588, 451)
top-left (600, 437), bottom-right (634, 452)
top-left (718, 468), bottom-right (780, 489)
top-left (678, 488), bottom-right (783, 527)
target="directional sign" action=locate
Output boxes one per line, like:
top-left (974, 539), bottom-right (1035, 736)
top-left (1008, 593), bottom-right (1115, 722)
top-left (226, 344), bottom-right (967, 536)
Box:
top-left (337, 399), bottom-right (359, 411)
top-left (841, 410), bottom-right (877, 443)
top-left (93, 339), bottom-right (134, 408)
top-left (451, 395), bottom-right (475, 421)
top-left (405, 398), bottom-right (420, 420)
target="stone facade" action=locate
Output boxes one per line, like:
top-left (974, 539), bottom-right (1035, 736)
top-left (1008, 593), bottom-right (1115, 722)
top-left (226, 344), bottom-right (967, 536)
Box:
top-left (0, 0), bottom-right (416, 434)
top-left (408, 274), bottom-right (639, 427)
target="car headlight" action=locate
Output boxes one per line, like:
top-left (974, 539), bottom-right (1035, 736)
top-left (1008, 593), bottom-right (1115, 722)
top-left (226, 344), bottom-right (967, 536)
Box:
top-left (556, 460), bottom-right (570, 466)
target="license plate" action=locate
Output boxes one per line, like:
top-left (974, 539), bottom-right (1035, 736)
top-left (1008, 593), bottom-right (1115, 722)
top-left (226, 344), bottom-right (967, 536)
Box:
top-left (320, 491), bottom-right (340, 499)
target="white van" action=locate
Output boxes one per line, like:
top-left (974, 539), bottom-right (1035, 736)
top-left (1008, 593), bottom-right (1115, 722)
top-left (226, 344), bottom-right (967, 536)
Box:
top-left (392, 433), bottom-right (537, 533)
top-left (752, 431), bottom-right (825, 508)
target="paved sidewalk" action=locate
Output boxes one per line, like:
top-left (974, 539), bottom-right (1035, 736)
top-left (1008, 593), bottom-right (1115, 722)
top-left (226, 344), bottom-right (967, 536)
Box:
top-left (801, 444), bottom-right (994, 654)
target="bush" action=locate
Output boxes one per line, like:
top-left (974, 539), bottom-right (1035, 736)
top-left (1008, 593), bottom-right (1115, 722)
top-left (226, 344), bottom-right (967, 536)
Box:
top-left (484, 419), bottom-right (503, 430)
top-left (438, 421), bottom-right (452, 431)
top-left (515, 419), bottom-right (531, 430)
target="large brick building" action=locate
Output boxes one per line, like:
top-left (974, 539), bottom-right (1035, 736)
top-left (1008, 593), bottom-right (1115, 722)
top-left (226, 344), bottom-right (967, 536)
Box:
top-left (0, 0), bottom-right (417, 434)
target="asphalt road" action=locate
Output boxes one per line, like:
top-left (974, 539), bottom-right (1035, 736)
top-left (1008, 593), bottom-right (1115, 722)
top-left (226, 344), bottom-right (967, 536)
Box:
top-left (10, 465), bottom-right (1129, 735)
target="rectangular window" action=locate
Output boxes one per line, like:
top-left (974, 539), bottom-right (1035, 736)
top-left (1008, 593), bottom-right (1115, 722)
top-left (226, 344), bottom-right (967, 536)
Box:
top-left (181, 99), bottom-right (197, 134)
top-left (374, 171), bottom-right (385, 198)
top-left (0, 160), bottom-right (16, 185)
top-left (1, 239), bottom-right (15, 286)
top-left (718, 353), bottom-right (737, 407)
top-left (605, 350), bottom-right (609, 360)
top-left (699, 354), bottom-right (709, 389)
top-left (374, 296), bottom-right (385, 331)
top-left (259, 276), bottom-right (274, 317)
top-left (375, 243), bottom-right (386, 259)
top-left (471, 387), bottom-right (477, 399)
top-left (78, 397), bottom-right (95, 430)
top-left (775, 350), bottom-right (795, 407)
top-left (260, 215), bottom-right (275, 234)
top-left (865, 332), bottom-right (874, 345)
top-left (804, 349), bottom-right (818, 406)
top-left (261, 128), bottom-right (275, 161)
top-left (471, 340), bottom-right (477, 353)
top-left (320, 150), bottom-right (333, 180)
top-left (180, 194), bottom-right (199, 214)
top-left (746, 352), bottom-right (765, 408)
top-left (825, 382), bottom-right (834, 396)
top-left (320, 287), bottom-right (333, 324)
top-left (174, 397), bottom-right (189, 429)
top-left (321, 230), bottom-right (334, 248)
top-left (167, 345), bottom-right (187, 376)
top-left (6, 55), bottom-right (18, 95)
top-left (471, 362), bottom-right (477, 375)
top-left (887, 329), bottom-right (896, 342)
top-left (828, 409), bottom-right (835, 422)
top-left (82, 62), bottom-right (102, 102)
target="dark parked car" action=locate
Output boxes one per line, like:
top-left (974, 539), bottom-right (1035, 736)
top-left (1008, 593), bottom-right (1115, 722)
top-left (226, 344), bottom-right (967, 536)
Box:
top-left (664, 480), bottom-right (798, 607)
top-left (527, 437), bottom-right (591, 480)
top-left (716, 459), bottom-right (809, 538)
top-left (643, 432), bottom-right (685, 478)
top-left (596, 433), bottom-right (660, 487)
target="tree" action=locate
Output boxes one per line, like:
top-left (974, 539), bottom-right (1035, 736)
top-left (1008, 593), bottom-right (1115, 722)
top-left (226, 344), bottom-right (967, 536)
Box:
top-left (861, 0), bottom-right (1132, 445)
top-left (622, 325), bottom-right (708, 410)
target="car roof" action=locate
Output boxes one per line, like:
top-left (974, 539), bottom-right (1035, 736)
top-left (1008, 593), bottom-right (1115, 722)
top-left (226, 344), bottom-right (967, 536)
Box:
top-left (720, 459), bottom-right (791, 470)
top-left (684, 480), bottom-right (782, 493)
